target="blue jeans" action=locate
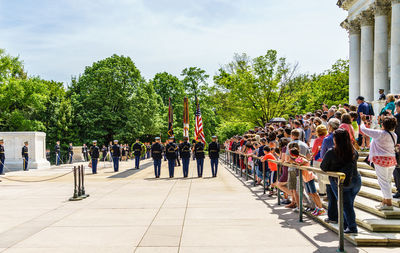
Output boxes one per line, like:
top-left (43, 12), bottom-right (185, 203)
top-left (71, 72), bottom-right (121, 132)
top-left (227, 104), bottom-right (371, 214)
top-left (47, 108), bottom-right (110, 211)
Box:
top-left (168, 159), bottom-right (175, 177)
top-left (182, 157), bottom-right (190, 177)
top-left (210, 158), bottom-right (219, 176)
top-left (23, 156), bottom-right (29, 170)
top-left (135, 155), bottom-right (140, 169)
top-left (197, 158), bottom-right (204, 177)
top-left (0, 157), bottom-right (4, 174)
top-left (154, 159), bottom-right (161, 177)
top-left (330, 173), bottom-right (361, 232)
top-left (113, 156), bottom-right (119, 172)
top-left (327, 183), bottom-right (338, 222)
top-left (92, 158), bottom-right (98, 174)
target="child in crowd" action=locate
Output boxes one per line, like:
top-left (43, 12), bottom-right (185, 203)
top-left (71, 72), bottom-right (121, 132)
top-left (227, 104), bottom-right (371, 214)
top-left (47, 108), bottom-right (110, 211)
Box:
top-left (262, 146), bottom-right (278, 196)
top-left (289, 146), bottom-right (325, 216)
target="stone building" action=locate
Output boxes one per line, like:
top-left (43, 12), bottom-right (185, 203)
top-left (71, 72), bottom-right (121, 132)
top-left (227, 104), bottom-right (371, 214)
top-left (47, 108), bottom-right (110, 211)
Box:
top-left (337, 0), bottom-right (400, 104)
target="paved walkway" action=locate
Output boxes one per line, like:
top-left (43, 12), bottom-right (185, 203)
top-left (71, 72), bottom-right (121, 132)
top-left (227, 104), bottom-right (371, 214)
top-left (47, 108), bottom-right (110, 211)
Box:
top-left (0, 158), bottom-right (397, 252)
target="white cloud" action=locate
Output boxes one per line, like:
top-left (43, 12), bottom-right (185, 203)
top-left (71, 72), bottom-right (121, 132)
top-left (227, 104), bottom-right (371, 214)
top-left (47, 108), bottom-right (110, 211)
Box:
top-left (0, 0), bottom-right (348, 84)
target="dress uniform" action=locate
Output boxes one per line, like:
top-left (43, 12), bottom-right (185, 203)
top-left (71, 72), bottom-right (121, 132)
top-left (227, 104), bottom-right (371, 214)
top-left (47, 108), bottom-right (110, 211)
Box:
top-left (166, 137), bottom-right (178, 178)
top-left (111, 140), bottom-right (121, 172)
top-left (90, 140), bottom-right (100, 174)
top-left (82, 144), bottom-right (89, 161)
top-left (179, 137), bottom-right (191, 177)
top-left (151, 137), bottom-right (163, 178)
top-left (132, 140), bottom-right (142, 169)
top-left (208, 136), bottom-right (221, 177)
top-left (194, 141), bottom-right (205, 177)
top-left (101, 145), bottom-right (107, 161)
top-left (22, 141), bottom-right (29, 171)
top-left (55, 142), bottom-right (61, 165)
top-left (68, 143), bottom-right (74, 164)
top-left (0, 139), bottom-right (5, 175)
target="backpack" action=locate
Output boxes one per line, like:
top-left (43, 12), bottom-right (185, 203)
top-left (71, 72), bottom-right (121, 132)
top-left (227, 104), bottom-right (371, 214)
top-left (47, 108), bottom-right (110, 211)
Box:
top-left (367, 102), bottom-right (375, 116)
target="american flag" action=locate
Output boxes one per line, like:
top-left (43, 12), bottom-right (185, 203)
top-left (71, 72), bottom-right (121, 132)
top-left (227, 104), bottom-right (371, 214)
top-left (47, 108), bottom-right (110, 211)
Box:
top-left (195, 98), bottom-right (205, 143)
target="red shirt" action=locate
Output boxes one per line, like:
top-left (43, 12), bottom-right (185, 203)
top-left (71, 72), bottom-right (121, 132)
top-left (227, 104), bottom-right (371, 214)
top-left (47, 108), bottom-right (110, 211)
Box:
top-left (263, 153), bottom-right (277, 171)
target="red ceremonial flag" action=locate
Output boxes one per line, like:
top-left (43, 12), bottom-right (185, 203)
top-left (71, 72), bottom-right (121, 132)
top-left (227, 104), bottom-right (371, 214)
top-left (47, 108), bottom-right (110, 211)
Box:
top-left (195, 98), bottom-right (205, 143)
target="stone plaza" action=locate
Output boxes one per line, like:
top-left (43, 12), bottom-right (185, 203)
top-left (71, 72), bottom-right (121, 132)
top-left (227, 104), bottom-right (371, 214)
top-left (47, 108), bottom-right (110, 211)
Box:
top-left (0, 158), bottom-right (398, 252)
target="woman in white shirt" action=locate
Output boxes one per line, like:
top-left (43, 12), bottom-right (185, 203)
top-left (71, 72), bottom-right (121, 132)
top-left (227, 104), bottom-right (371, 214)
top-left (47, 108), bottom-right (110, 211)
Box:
top-left (360, 115), bottom-right (397, 210)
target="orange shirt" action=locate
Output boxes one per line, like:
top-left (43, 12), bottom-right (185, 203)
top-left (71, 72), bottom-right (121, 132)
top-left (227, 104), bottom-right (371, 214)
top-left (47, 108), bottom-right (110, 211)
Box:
top-left (263, 153), bottom-right (278, 171)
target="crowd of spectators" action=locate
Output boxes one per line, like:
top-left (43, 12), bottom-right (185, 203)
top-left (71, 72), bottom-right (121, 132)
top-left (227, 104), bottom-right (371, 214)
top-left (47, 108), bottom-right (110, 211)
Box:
top-left (225, 94), bottom-right (400, 234)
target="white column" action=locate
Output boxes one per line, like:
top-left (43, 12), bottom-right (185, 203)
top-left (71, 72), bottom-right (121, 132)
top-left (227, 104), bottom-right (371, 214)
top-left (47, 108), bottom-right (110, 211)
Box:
top-left (374, 1), bottom-right (390, 99)
top-left (392, 0), bottom-right (400, 94)
top-left (360, 10), bottom-right (375, 102)
top-left (348, 22), bottom-right (361, 105)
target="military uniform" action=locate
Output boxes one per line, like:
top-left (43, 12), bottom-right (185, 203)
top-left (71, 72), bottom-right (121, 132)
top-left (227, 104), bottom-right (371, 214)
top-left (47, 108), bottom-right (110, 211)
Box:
top-left (111, 142), bottom-right (121, 172)
top-left (208, 140), bottom-right (220, 177)
top-left (22, 144), bottom-right (29, 171)
top-left (179, 141), bottom-right (191, 177)
top-left (82, 145), bottom-right (88, 161)
top-left (0, 141), bottom-right (5, 175)
top-left (151, 140), bottom-right (163, 178)
top-left (68, 145), bottom-right (74, 164)
top-left (55, 143), bottom-right (61, 165)
top-left (132, 142), bottom-right (142, 169)
top-left (166, 141), bottom-right (178, 178)
top-left (89, 142), bottom-right (100, 174)
top-left (101, 146), bottom-right (107, 161)
top-left (194, 142), bottom-right (205, 177)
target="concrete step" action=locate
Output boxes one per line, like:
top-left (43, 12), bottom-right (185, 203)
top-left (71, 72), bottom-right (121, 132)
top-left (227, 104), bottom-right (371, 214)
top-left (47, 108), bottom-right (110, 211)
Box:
top-left (358, 185), bottom-right (400, 208)
top-left (307, 212), bottom-right (400, 246)
top-left (357, 161), bottom-right (374, 171)
top-left (354, 195), bottom-right (400, 219)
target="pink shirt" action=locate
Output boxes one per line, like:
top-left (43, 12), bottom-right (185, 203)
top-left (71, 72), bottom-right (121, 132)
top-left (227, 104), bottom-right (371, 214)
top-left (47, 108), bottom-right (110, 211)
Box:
top-left (339, 123), bottom-right (355, 142)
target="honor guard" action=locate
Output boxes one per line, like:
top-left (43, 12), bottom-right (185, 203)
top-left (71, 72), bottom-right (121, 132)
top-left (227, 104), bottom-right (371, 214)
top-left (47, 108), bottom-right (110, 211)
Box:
top-left (208, 136), bottom-right (220, 177)
top-left (151, 137), bottom-right (163, 178)
top-left (132, 139), bottom-right (142, 169)
top-left (179, 137), bottom-right (191, 177)
top-left (55, 141), bottom-right (61, 165)
top-left (194, 140), bottom-right (205, 177)
top-left (82, 144), bottom-right (89, 161)
top-left (166, 137), bottom-right (178, 178)
top-left (0, 139), bottom-right (5, 175)
top-left (111, 140), bottom-right (121, 172)
top-left (22, 141), bottom-right (29, 171)
top-left (68, 143), bottom-right (74, 164)
top-left (90, 140), bottom-right (100, 174)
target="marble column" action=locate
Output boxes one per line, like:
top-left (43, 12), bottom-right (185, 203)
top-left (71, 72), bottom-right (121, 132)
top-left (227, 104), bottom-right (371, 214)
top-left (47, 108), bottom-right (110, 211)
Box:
top-left (348, 21), bottom-right (361, 104)
top-left (392, 0), bottom-right (400, 94)
top-left (374, 1), bottom-right (390, 99)
top-left (360, 10), bottom-right (375, 101)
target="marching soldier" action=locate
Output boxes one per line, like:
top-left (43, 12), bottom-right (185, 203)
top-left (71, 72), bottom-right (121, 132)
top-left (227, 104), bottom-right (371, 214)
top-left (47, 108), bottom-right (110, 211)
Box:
top-left (208, 136), bottom-right (221, 177)
top-left (22, 141), bottom-right (29, 171)
top-left (151, 137), bottom-right (163, 178)
top-left (55, 141), bottom-right (61, 165)
top-left (132, 139), bottom-right (142, 169)
top-left (166, 137), bottom-right (178, 178)
top-left (111, 140), bottom-right (121, 172)
top-left (179, 137), bottom-right (191, 178)
top-left (68, 143), bottom-right (74, 164)
top-left (82, 144), bottom-right (89, 162)
top-left (89, 140), bottom-right (100, 174)
top-left (0, 139), bottom-right (5, 175)
top-left (194, 140), bottom-right (205, 177)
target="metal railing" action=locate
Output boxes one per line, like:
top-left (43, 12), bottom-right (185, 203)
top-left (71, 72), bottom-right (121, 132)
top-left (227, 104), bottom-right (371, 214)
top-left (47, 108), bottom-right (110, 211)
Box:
top-left (222, 149), bottom-right (347, 253)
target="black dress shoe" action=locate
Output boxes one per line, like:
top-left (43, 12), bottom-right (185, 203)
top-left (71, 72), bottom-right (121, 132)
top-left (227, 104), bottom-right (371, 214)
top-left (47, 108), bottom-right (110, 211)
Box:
top-left (344, 228), bottom-right (358, 234)
top-left (393, 192), bottom-right (400, 199)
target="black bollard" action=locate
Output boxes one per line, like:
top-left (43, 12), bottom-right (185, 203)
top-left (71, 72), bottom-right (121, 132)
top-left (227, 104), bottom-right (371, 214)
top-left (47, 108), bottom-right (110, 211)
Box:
top-left (80, 165), bottom-right (89, 198)
top-left (69, 166), bottom-right (82, 201)
top-left (77, 165), bottom-right (82, 196)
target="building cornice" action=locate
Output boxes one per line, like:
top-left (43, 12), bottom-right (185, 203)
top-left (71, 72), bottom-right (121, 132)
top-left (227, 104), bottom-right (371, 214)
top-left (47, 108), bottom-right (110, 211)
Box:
top-left (337, 0), bottom-right (358, 10)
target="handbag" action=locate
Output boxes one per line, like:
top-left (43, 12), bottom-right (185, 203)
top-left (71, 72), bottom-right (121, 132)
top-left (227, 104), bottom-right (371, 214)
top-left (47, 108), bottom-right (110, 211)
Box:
top-left (88, 159), bottom-right (92, 168)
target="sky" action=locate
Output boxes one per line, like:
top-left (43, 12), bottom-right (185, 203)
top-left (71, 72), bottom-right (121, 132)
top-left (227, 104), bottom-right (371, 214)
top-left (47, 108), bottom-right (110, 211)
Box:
top-left (0, 0), bottom-right (349, 85)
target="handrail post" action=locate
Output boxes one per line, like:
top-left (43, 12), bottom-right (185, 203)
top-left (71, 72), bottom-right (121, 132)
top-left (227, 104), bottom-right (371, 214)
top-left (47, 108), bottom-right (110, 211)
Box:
top-left (231, 152), bottom-right (233, 171)
top-left (337, 179), bottom-right (345, 252)
top-left (277, 164), bottom-right (281, 206)
top-left (299, 167), bottom-right (303, 222)
top-left (245, 155), bottom-right (248, 181)
top-left (262, 162), bottom-right (266, 195)
top-left (240, 156), bottom-right (243, 177)
top-left (253, 158), bottom-right (257, 186)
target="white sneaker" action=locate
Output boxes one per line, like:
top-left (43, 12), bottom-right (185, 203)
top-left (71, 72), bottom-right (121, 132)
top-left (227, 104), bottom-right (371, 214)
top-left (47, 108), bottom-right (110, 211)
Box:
top-left (375, 204), bottom-right (394, 211)
top-left (293, 207), bottom-right (300, 213)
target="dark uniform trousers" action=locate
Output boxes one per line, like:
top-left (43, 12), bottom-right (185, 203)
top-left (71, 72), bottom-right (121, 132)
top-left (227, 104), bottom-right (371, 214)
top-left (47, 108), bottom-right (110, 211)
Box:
top-left (182, 158), bottom-right (190, 177)
top-left (113, 156), bottom-right (119, 172)
top-left (168, 159), bottom-right (175, 177)
top-left (56, 152), bottom-right (61, 165)
top-left (92, 158), bottom-right (98, 174)
top-left (23, 156), bottom-right (29, 171)
top-left (196, 158), bottom-right (204, 177)
top-left (211, 158), bottom-right (219, 177)
top-left (0, 157), bottom-right (4, 175)
top-left (394, 167), bottom-right (400, 194)
top-left (154, 159), bottom-right (161, 177)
